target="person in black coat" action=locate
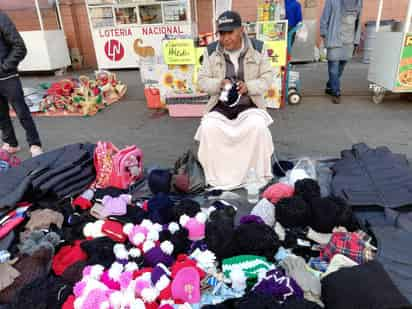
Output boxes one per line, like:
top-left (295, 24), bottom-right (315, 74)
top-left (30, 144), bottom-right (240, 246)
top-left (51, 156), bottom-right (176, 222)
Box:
top-left (0, 11), bottom-right (43, 157)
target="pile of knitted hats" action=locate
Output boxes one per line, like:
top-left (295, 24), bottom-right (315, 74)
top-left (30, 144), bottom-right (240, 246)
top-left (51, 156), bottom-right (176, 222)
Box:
top-left (40, 71), bottom-right (127, 116)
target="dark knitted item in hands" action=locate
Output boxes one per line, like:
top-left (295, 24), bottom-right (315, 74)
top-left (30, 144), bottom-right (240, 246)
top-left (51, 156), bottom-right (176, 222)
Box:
top-left (172, 199), bottom-right (201, 221)
top-left (294, 179), bottom-right (321, 204)
top-left (80, 237), bottom-right (116, 268)
top-left (276, 196), bottom-right (311, 229)
top-left (233, 223), bottom-right (280, 262)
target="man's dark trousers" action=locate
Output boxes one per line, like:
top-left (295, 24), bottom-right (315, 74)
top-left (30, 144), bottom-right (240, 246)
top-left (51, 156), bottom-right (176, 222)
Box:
top-left (0, 76), bottom-right (41, 147)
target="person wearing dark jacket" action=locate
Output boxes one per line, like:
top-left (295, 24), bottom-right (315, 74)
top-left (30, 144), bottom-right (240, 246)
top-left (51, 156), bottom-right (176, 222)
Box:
top-left (0, 11), bottom-right (43, 157)
top-left (285, 0), bottom-right (303, 46)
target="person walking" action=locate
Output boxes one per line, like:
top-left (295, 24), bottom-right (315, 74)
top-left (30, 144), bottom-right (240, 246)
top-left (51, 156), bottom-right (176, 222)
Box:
top-left (0, 11), bottom-right (43, 156)
top-left (320, 0), bottom-right (363, 104)
top-left (285, 0), bottom-right (303, 46)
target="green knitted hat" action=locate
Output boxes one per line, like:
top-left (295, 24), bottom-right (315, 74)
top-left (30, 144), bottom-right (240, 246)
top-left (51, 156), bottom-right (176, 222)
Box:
top-left (222, 255), bottom-right (273, 281)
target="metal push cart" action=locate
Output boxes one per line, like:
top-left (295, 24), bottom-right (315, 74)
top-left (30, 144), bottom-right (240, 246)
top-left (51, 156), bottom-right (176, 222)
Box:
top-left (368, 0), bottom-right (412, 104)
top-left (285, 23), bottom-right (303, 105)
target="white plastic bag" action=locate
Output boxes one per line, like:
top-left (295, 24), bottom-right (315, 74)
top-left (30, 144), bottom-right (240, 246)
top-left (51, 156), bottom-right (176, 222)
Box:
top-left (296, 23), bottom-right (309, 43)
top-left (279, 157), bottom-right (317, 186)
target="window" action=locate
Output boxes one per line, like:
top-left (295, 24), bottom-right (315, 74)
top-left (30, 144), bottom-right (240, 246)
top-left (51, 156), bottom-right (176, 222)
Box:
top-left (138, 4), bottom-right (162, 24)
top-left (115, 7), bottom-right (138, 24)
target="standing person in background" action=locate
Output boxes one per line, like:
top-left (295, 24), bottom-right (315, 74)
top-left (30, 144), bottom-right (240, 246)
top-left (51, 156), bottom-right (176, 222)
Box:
top-left (285, 0), bottom-right (303, 46)
top-left (320, 0), bottom-right (363, 104)
top-left (0, 11), bottom-right (43, 157)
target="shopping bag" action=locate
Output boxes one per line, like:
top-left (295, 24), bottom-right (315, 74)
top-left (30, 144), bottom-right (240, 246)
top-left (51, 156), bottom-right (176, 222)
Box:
top-left (279, 157), bottom-right (317, 186)
top-left (296, 23), bottom-right (309, 43)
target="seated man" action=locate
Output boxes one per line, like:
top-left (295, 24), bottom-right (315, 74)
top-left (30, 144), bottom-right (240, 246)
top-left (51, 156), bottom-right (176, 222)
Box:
top-left (195, 10), bottom-right (275, 190)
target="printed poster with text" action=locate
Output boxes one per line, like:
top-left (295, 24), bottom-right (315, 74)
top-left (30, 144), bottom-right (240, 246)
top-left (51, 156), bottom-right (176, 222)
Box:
top-left (162, 39), bottom-right (196, 65)
top-left (395, 33), bottom-right (412, 91)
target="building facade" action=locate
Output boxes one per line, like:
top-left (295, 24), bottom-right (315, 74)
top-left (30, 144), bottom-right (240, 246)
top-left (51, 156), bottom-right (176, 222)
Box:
top-left (1, 0), bottom-right (410, 69)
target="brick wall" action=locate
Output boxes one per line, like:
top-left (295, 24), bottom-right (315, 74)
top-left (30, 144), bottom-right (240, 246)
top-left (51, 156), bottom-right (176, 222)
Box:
top-left (2, 0), bottom-right (97, 68)
top-left (197, 0), bottom-right (214, 33)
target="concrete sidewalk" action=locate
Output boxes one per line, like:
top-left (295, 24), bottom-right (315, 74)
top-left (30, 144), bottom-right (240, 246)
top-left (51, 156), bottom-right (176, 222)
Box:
top-left (13, 60), bottom-right (412, 167)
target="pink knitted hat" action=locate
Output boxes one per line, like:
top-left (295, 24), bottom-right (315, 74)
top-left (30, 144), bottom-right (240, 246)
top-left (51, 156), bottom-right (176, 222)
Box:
top-left (179, 212), bottom-right (207, 241)
top-left (171, 266), bottom-right (200, 304)
top-left (262, 183), bottom-right (294, 204)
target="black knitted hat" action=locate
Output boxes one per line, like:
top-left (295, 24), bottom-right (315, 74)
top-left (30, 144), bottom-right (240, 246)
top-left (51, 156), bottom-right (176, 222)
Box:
top-left (276, 196), bottom-right (311, 228)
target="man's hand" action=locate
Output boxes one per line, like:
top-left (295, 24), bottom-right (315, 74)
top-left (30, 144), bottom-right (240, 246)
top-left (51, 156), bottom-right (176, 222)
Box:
top-left (236, 81), bottom-right (248, 95)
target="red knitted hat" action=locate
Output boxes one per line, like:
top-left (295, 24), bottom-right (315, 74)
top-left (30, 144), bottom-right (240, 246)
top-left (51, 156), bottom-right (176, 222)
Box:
top-left (102, 220), bottom-right (126, 243)
top-left (52, 240), bottom-right (88, 276)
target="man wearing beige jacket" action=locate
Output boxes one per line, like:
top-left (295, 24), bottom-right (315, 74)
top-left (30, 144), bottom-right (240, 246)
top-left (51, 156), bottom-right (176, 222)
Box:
top-left (195, 11), bottom-right (275, 190)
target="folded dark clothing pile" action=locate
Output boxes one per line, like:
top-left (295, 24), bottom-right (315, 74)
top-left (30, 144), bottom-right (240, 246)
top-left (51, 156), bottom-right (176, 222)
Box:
top-left (0, 143), bottom-right (95, 213)
top-left (331, 143), bottom-right (412, 209)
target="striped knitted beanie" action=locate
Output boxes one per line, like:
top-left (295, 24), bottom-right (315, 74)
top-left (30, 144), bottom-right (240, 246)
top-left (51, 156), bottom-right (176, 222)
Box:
top-left (222, 255), bottom-right (273, 281)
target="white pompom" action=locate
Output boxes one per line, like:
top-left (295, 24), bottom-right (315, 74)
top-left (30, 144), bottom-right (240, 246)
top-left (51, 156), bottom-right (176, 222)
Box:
top-left (142, 241), bottom-right (155, 253)
top-left (230, 268), bottom-right (247, 292)
top-left (141, 287), bottom-right (159, 303)
top-left (179, 215), bottom-right (190, 226)
top-left (152, 223), bottom-right (163, 232)
top-left (89, 265), bottom-right (105, 280)
top-left (109, 291), bottom-right (123, 307)
top-left (123, 223), bottom-right (134, 235)
top-left (195, 212), bottom-right (207, 223)
top-left (83, 223), bottom-right (94, 238)
top-left (109, 262), bottom-right (124, 280)
top-left (132, 233), bottom-right (146, 246)
top-left (129, 247), bottom-right (141, 258)
top-left (160, 241), bottom-right (174, 255)
top-left (113, 243), bottom-right (128, 259)
top-left (146, 230), bottom-right (159, 242)
top-left (140, 219), bottom-right (153, 229)
top-left (168, 222), bottom-right (180, 234)
top-left (125, 262), bottom-right (139, 273)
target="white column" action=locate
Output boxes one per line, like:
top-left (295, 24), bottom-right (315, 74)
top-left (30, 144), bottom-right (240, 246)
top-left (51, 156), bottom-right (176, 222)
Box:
top-left (35, 0), bottom-right (45, 31)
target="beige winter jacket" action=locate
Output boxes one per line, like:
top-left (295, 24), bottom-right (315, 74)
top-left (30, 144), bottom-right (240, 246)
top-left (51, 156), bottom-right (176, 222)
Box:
top-left (198, 34), bottom-right (274, 113)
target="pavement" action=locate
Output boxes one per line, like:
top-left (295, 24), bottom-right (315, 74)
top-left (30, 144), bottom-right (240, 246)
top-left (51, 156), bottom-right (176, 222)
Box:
top-left (15, 59), bottom-right (412, 167)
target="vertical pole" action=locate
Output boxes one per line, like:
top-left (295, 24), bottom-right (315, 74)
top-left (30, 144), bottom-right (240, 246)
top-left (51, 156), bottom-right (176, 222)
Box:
top-left (55, 0), bottom-right (65, 33)
top-left (403, 0), bottom-right (412, 36)
top-left (375, 0), bottom-right (383, 32)
top-left (35, 0), bottom-right (44, 31)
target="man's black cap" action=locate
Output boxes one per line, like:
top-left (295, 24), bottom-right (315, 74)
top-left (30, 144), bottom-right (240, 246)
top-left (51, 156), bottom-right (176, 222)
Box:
top-left (217, 11), bottom-right (242, 32)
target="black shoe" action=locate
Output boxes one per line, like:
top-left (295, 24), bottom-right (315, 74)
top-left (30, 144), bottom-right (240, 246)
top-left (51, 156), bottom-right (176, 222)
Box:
top-left (325, 88), bottom-right (334, 96)
top-left (332, 95), bottom-right (341, 104)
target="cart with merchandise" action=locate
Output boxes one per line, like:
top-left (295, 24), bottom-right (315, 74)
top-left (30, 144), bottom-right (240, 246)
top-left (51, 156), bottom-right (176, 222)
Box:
top-left (368, 0), bottom-right (412, 104)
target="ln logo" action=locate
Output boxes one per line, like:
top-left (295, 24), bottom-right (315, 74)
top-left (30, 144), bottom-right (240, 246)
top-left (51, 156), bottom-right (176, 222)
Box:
top-left (104, 39), bottom-right (125, 61)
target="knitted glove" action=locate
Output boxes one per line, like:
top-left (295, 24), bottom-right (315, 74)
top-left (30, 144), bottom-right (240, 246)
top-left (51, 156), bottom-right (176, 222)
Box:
top-left (280, 256), bottom-right (323, 307)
